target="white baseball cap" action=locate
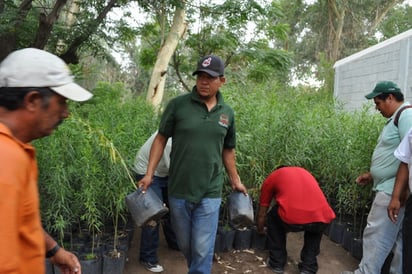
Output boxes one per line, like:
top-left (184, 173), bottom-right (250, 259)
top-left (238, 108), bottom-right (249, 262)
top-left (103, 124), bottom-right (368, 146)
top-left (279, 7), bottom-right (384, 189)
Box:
top-left (0, 48), bottom-right (93, 102)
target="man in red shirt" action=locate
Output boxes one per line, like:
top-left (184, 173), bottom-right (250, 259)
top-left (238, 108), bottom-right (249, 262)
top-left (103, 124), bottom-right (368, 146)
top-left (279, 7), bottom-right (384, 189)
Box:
top-left (257, 166), bottom-right (335, 274)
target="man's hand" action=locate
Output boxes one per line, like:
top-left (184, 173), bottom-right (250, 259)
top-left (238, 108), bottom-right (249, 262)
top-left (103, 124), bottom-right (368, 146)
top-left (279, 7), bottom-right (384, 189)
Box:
top-left (230, 174), bottom-right (248, 195)
top-left (355, 172), bottom-right (372, 186)
top-left (137, 174), bottom-right (153, 192)
top-left (387, 198), bottom-right (401, 223)
top-left (50, 248), bottom-right (81, 274)
top-left (232, 181), bottom-right (248, 195)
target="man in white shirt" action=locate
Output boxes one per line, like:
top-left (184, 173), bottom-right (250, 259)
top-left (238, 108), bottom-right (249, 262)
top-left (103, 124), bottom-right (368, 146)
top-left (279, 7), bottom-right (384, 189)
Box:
top-left (388, 127), bottom-right (412, 273)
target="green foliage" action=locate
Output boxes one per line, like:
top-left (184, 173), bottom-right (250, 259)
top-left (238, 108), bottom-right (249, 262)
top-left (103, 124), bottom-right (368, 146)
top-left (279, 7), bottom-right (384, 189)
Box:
top-left (378, 4), bottom-right (412, 38)
top-left (36, 81), bottom-right (160, 243)
top-left (279, 0), bottom-right (408, 83)
top-left (223, 82), bottom-right (382, 210)
top-left (132, 0), bottom-right (293, 95)
top-left (36, 79), bottom-right (383, 244)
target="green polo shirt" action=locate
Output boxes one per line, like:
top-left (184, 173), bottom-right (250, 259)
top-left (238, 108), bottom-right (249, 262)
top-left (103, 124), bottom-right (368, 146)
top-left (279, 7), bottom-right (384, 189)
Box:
top-left (370, 102), bottom-right (412, 194)
top-left (158, 87), bottom-right (236, 203)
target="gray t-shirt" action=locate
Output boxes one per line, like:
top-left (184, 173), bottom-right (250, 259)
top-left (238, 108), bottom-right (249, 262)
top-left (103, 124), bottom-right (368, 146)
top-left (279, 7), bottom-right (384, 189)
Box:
top-left (133, 131), bottom-right (171, 177)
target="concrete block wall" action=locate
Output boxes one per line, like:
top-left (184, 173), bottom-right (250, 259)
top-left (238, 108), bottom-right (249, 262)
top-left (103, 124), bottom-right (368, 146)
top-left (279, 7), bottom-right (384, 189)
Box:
top-left (334, 29), bottom-right (412, 112)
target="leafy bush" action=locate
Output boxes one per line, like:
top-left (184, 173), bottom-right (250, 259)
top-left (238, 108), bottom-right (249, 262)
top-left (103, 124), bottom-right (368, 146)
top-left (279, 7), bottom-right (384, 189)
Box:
top-left (224, 82), bottom-right (382, 218)
top-left (36, 82), bottom-right (160, 245)
top-left (36, 80), bottom-right (382, 243)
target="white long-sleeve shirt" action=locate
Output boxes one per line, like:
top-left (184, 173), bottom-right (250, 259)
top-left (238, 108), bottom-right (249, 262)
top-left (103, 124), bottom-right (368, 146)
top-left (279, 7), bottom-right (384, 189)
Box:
top-left (394, 127), bottom-right (412, 191)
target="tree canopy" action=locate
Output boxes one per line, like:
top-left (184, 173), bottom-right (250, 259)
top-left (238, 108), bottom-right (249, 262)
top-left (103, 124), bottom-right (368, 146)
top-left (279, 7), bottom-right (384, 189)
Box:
top-left (1, 0), bottom-right (411, 101)
top-left (0, 0), bottom-right (137, 63)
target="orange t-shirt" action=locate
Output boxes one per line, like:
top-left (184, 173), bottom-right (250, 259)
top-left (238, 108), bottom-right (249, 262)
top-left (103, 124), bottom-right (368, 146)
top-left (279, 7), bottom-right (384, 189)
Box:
top-left (0, 123), bottom-right (45, 273)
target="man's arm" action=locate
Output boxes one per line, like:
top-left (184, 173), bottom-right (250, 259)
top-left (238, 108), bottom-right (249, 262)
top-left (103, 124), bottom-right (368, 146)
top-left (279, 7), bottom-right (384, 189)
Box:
top-left (44, 230), bottom-right (81, 273)
top-left (256, 205), bottom-right (268, 234)
top-left (388, 162), bottom-right (409, 223)
top-left (222, 148), bottom-right (247, 194)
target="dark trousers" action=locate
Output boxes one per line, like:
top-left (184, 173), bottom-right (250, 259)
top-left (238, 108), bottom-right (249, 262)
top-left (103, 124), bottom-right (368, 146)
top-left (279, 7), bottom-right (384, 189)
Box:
top-left (135, 174), bottom-right (178, 264)
top-left (266, 206), bottom-right (327, 274)
top-left (404, 196), bottom-right (412, 274)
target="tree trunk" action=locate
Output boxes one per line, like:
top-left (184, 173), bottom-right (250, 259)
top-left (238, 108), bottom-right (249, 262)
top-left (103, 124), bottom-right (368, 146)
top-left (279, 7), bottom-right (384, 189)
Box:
top-left (56, 0), bottom-right (79, 54)
top-left (32, 0), bottom-right (68, 49)
top-left (146, 1), bottom-right (187, 108)
top-left (60, 0), bottom-right (117, 64)
top-left (326, 0), bottom-right (346, 63)
top-left (0, 0), bottom-right (33, 61)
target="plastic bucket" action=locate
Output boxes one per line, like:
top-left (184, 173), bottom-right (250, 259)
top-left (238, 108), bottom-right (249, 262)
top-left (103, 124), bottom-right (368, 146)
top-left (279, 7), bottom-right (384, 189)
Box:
top-left (125, 187), bottom-right (169, 227)
top-left (228, 191), bottom-right (254, 228)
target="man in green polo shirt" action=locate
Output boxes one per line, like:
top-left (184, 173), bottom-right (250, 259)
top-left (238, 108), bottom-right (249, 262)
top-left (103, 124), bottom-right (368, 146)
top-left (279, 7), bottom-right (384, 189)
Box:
top-left (138, 55), bottom-right (247, 274)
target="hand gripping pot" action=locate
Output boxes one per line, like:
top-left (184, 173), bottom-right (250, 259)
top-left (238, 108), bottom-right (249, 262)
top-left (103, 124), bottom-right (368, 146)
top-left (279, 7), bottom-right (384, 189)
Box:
top-left (228, 191), bottom-right (254, 228)
top-left (126, 187), bottom-right (169, 227)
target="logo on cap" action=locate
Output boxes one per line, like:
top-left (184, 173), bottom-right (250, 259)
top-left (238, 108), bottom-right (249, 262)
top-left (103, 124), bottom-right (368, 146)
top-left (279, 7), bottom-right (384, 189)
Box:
top-left (202, 57), bottom-right (212, 68)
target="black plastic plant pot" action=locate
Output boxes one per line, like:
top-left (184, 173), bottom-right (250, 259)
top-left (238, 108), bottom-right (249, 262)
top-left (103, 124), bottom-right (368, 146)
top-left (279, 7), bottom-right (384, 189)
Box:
top-left (102, 251), bottom-right (126, 274)
top-left (233, 228), bottom-right (252, 250)
top-left (342, 229), bottom-right (354, 252)
top-left (214, 233), bottom-right (224, 253)
top-left (221, 228), bottom-right (236, 252)
top-left (351, 238), bottom-right (363, 260)
top-left (250, 228), bottom-right (267, 250)
top-left (45, 259), bottom-right (54, 274)
top-left (328, 220), bottom-right (346, 244)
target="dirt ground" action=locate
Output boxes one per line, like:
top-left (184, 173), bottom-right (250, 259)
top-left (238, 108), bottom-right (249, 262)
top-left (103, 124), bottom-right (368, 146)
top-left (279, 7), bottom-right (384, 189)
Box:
top-left (123, 226), bottom-right (359, 274)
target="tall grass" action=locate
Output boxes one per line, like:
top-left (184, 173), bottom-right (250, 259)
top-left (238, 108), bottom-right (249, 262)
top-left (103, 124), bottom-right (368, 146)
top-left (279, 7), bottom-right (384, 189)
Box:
top-left (224, 82), bottom-right (382, 207)
top-left (36, 82), bottom-right (159, 242)
top-left (36, 80), bottom-right (383, 240)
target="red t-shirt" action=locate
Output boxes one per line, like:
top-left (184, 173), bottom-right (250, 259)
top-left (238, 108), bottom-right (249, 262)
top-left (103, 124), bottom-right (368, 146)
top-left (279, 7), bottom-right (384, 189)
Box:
top-left (259, 166), bottom-right (335, 225)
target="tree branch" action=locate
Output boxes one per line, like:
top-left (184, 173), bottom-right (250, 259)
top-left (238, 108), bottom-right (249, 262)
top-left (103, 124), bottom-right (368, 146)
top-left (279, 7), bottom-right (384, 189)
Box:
top-left (32, 0), bottom-right (68, 49)
top-left (60, 0), bottom-right (118, 64)
top-left (369, 0), bottom-right (403, 33)
top-left (0, 0), bottom-right (33, 61)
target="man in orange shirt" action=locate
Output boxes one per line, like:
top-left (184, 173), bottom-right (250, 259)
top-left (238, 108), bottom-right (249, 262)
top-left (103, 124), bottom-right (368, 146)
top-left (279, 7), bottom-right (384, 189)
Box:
top-left (257, 166), bottom-right (335, 274)
top-left (0, 48), bottom-right (93, 273)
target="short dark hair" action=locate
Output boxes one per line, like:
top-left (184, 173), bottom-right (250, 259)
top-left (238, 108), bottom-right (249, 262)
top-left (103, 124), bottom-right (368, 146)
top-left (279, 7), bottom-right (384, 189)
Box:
top-left (375, 92), bottom-right (404, 102)
top-left (0, 87), bottom-right (54, 110)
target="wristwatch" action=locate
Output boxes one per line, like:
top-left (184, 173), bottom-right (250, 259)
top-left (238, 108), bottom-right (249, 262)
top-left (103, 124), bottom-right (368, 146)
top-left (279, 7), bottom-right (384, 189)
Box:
top-left (46, 244), bottom-right (61, 258)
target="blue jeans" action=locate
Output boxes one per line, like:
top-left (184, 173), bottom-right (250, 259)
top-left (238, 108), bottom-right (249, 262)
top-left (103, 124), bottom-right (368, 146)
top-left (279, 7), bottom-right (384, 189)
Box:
top-left (136, 175), bottom-right (178, 264)
top-left (355, 191), bottom-right (404, 274)
top-left (403, 195), bottom-right (412, 274)
top-left (169, 197), bottom-right (221, 274)
top-left (266, 206), bottom-right (327, 274)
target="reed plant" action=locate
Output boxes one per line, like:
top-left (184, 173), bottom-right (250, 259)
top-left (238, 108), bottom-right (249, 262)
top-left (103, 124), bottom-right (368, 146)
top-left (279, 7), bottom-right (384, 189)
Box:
top-left (224, 82), bottom-right (382, 233)
top-left (36, 80), bottom-right (383, 246)
top-left (36, 81), bottom-right (159, 246)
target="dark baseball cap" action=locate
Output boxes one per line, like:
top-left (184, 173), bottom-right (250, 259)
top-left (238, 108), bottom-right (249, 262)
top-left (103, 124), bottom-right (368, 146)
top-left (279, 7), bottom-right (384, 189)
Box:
top-left (365, 81), bottom-right (401, 99)
top-left (192, 55), bottom-right (224, 77)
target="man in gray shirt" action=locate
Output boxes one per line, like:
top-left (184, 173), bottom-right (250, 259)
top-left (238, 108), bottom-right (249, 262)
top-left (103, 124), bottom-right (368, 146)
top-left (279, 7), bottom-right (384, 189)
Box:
top-left (133, 131), bottom-right (177, 273)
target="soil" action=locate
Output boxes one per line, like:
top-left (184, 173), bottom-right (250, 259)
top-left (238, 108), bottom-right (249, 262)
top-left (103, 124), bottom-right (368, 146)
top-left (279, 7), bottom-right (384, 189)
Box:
top-left (123, 227), bottom-right (359, 274)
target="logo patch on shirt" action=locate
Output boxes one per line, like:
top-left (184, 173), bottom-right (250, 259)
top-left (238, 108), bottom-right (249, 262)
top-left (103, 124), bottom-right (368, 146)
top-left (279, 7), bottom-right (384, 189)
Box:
top-left (218, 114), bottom-right (229, 128)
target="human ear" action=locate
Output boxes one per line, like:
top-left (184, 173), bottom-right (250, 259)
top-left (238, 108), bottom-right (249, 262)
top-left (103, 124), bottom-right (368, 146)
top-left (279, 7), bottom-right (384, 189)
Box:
top-left (23, 90), bottom-right (42, 111)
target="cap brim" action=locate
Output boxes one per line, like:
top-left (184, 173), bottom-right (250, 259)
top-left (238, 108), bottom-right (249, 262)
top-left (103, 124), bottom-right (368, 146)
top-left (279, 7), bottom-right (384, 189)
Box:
top-left (51, 82), bottom-right (93, 102)
top-left (365, 91), bottom-right (381, 99)
top-left (192, 69), bottom-right (221, 77)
